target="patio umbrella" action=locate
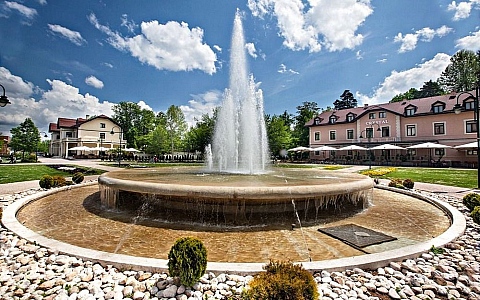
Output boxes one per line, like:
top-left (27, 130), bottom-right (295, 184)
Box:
top-left (454, 141), bottom-right (478, 149)
top-left (338, 145), bottom-right (368, 151)
top-left (69, 146), bottom-right (92, 151)
top-left (91, 146), bottom-right (110, 151)
top-left (406, 142), bottom-right (452, 149)
top-left (370, 144), bottom-right (406, 150)
top-left (124, 147), bottom-right (140, 152)
top-left (287, 146), bottom-right (313, 152)
top-left (311, 145), bottom-right (337, 151)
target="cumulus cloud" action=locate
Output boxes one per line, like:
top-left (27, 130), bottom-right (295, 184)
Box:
top-left (455, 29), bottom-right (480, 50)
top-left (447, 0), bottom-right (480, 20)
top-left (245, 42), bottom-right (258, 58)
top-left (357, 53), bottom-right (451, 105)
top-left (180, 90), bottom-right (222, 127)
top-left (277, 63), bottom-right (299, 74)
top-left (0, 67), bottom-right (113, 135)
top-left (248, 0), bottom-right (373, 52)
top-left (85, 75), bottom-right (104, 89)
top-left (394, 25), bottom-right (453, 53)
top-left (3, 1), bottom-right (37, 23)
top-left (48, 24), bottom-right (87, 46)
top-left (88, 13), bottom-right (217, 74)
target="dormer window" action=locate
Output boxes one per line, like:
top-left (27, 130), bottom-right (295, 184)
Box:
top-left (465, 100), bottom-right (474, 110)
top-left (405, 106), bottom-right (416, 116)
top-left (314, 117), bottom-right (321, 125)
top-left (329, 116), bottom-right (337, 124)
top-left (432, 102), bottom-right (445, 113)
top-left (346, 113), bottom-right (355, 122)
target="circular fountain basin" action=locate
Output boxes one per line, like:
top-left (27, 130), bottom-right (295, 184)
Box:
top-left (97, 167), bottom-right (374, 226)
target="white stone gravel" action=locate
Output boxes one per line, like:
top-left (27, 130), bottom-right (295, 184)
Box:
top-left (1, 188), bottom-right (480, 299)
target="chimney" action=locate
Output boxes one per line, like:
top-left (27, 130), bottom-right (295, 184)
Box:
top-left (86, 115), bottom-right (90, 119)
top-left (364, 104), bottom-right (368, 108)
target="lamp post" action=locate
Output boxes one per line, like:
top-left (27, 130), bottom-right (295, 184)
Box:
top-left (454, 82), bottom-right (480, 189)
top-left (110, 126), bottom-right (123, 167)
top-left (0, 84), bottom-right (11, 107)
top-left (359, 124), bottom-right (381, 169)
top-left (98, 138), bottom-right (104, 161)
top-left (36, 132), bottom-right (48, 162)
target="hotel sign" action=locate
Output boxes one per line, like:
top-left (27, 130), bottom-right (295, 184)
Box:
top-left (366, 120), bottom-right (388, 126)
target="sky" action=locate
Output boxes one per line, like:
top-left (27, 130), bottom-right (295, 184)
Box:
top-left (0, 0), bottom-right (479, 136)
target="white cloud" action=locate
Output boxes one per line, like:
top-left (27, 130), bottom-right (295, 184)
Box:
top-left (37, 0), bottom-right (47, 5)
top-left (213, 45), bottom-right (222, 52)
top-left (4, 1), bottom-right (37, 20)
top-left (245, 42), bottom-right (258, 58)
top-left (137, 100), bottom-right (153, 111)
top-left (357, 53), bottom-right (451, 105)
top-left (394, 26), bottom-right (453, 53)
top-left (48, 24), bottom-right (87, 46)
top-left (248, 0), bottom-right (373, 52)
top-left (121, 14), bottom-right (138, 33)
top-left (277, 63), bottom-right (299, 74)
top-left (356, 50), bottom-right (363, 60)
top-left (447, 0), bottom-right (480, 20)
top-left (85, 76), bottom-right (104, 89)
top-left (0, 67), bottom-right (113, 135)
top-left (180, 90), bottom-right (222, 127)
top-left (102, 62), bottom-right (114, 68)
top-left (455, 29), bottom-right (480, 51)
top-left (88, 13), bottom-right (217, 74)
top-left (376, 58), bottom-right (387, 63)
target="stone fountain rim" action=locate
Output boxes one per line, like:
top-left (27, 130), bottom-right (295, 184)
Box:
top-left (2, 182), bottom-right (466, 275)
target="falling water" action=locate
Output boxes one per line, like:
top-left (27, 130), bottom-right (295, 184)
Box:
top-left (114, 201), bottom-right (152, 254)
top-left (291, 199), bottom-right (312, 262)
top-left (208, 10), bottom-right (269, 174)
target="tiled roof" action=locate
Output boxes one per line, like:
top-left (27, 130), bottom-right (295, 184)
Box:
top-left (306, 91), bottom-right (477, 126)
top-left (48, 123), bottom-right (59, 132)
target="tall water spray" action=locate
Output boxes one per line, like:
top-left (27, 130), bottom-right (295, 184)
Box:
top-left (208, 11), bottom-right (269, 174)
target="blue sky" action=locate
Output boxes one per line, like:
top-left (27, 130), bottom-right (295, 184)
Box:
top-left (0, 0), bottom-right (479, 136)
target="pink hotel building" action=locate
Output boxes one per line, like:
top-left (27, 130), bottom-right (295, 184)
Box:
top-left (306, 91), bottom-right (478, 167)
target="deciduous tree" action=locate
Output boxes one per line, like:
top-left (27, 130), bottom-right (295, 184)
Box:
top-left (9, 118), bottom-right (40, 159)
top-left (438, 49), bottom-right (480, 92)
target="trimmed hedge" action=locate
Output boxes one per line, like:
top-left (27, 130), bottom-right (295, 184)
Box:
top-left (168, 237), bottom-right (207, 287)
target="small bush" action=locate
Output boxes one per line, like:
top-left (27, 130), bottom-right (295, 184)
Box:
top-left (242, 260), bottom-right (319, 300)
top-left (388, 178), bottom-right (403, 188)
top-left (471, 206), bottom-right (480, 224)
top-left (463, 193), bottom-right (480, 212)
top-left (168, 237), bottom-right (207, 287)
top-left (39, 175), bottom-right (54, 189)
top-left (72, 172), bottom-right (84, 184)
top-left (402, 178), bottom-right (415, 189)
top-left (52, 175), bottom-right (66, 187)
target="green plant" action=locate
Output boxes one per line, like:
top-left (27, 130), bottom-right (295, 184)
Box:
top-left (471, 206), bottom-right (480, 224)
top-left (242, 260), bottom-right (319, 300)
top-left (39, 175), bottom-right (54, 189)
top-left (168, 237), bottom-right (207, 287)
top-left (402, 178), bottom-right (415, 189)
top-left (430, 245), bottom-right (444, 255)
top-left (72, 172), bottom-right (84, 184)
top-left (388, 178), bottom-right (403, 188)
top-left (52, 175), bottom-right (66, 187)
top-left (463, 193), bottom-right (480, 212)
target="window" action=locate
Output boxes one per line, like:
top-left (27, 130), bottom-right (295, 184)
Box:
top-left (369, 113), bottom-right (375, 119)
top-left (100, 123), bottom-right (106, 128)
top-left (66, 132), bottom-right (73, 138)
top-left (347, 129), bottom-right (354, 140)
top-left (407, 149), bottom-right (416, 156)
top-left (434, 122), bottom-right (445, 135)
top-left (314, 132), bottom-right (320, 141)
top-left (467, 150), bottom-right (478, 155)
top-left (405, 107), bottom-right (415, 116)
top-left (329, 130), bottom-right (336, 140)
top-left (432, 104), bottom-right (444, 113)
top-left (347, 114), bottom-right (354, 122)
top-left (329, 116), bottom-right (337, 124)
top-left (465, 101), bottom-right (474, 110)
top-left (434, 148), bottom-right (445, 156)
top-left (99, 132), bottom-right (106, 139)
top-left (314, 117), bottom-right (321, 125)
top-left (379, 111), bottom-right (386, 118)
top-left (381, 126), bottom-right (390, 137)
top-left (466, 120), bottom-right (477, 133)
top-left (365, 128), bottom-right (373, 138)
top-left (55, 134), bottom-right (60, 140)
top-left (406, 125), bottom-right (416, 137)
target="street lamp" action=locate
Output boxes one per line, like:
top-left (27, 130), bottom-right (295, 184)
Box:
top-left (0, 84), bottom-right (11, 107)
top-left (36, 131), bottom-right (48, 162)
top-left (110, 126), bottom-right (123, 167)
top-left (98, 138), bottom-right (104, 161)
top-left (359, 125), bottom-right (381, 169)
top-left (454, 82), bottom-right (479, 189)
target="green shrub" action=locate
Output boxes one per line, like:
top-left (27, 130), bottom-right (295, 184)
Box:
top-left (52, 175), bottom-right (66, 187)
top-left (242, 260), bottom-right (319, 300)
top-left (471, 206), bottom-right (480, 224)
top-left (463, 193), bottom-right (480, 212)
top-left (39, 175), bottom-right (54, 189)
top-left (72, 172), bottom-right (84, 184)
top-left (402, 178), bottom-right (415, 189)
top-left (388, 178), bottom-right (403, 188)
top-left (168, 237), bottom-right (207, 287)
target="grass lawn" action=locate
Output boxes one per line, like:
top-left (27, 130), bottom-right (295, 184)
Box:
top-left (377, 167), bottom-right (477, 189)
top-left (0, 165), bottom-right (104, 184)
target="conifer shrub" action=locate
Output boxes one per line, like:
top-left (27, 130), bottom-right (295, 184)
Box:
top-left (39, 175), bottom-right (54, 189)
top-left (72, 172), bottom-right (84, 184)
top-left (168, 237), bottom-right (207, 287)
top-left (242, 260), bottom-right (319, 300)
top-left (471, 206), bottom-right (480, 224)
top-left (52, 175), bottom-right (66, 187)
top-left (463, 193), bottom-right (480, 212)
top-left (402, 178), bottom-right (415, 189)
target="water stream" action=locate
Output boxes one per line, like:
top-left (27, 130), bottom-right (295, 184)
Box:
top-left (114, 201), bottom-right (152, 254)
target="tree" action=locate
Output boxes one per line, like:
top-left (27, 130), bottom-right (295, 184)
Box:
top-left (417, 80), bottom-right (445, 98)
top-left (112, 102), bottom-right (156, 148)
top-left (184, 109), bottom-right (217, 153)
top-left (265, 114), bottom-right (292, 157)
top-left (438, 49), bottom-right (480, 92)
top-left (165, 105), bottom-right (188, 154)
top-left (333, 90), bottom-right (357, 110)
top-left (10, 118), bottom-right (40, 159)
top-left (293, 101), bottom-right (320, 147)
top-left (390, 88), bottom-right (420, 103)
